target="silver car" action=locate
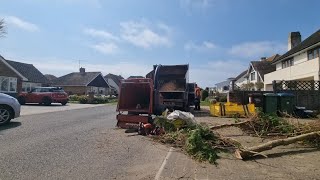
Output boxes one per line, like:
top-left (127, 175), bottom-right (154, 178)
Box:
top-left (0, 93), bottom-right (21, 125)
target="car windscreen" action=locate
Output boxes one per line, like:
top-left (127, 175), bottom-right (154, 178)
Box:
top-left (50, 88), bottom-right (65, 92)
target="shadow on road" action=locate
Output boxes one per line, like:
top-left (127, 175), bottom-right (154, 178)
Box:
top-left (22, 103), bottom-right (66, 107)
top-left (0, 121), bottom-right (22, 131)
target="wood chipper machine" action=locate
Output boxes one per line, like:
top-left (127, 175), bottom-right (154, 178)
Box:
top-left (116, 78), bottom-right (154, 129)
top-left (116, 64), bottom-right (190, 129)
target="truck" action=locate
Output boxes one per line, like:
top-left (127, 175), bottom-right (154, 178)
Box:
top-left (148, 64), bottom-right (189, 114)
top-left (116, 64), bottom-right (190, 128)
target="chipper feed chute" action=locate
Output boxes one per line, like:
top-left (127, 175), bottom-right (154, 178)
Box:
top-left (116, 78), bottom-right (153, 129)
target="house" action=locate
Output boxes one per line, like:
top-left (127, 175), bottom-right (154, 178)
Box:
top-left (52, 67), bottom-right (110, 95)
top-left (264, 30), bottom-right (320, 90)
top-left (233, 70), bottom-right (248, 89)
top-left (0, 55), bottom-right (48, 97)
top-left (44, 74), bottom-right (57, 86)
top-left (246, 55), bottom-right (280, 90)
top-left (215, 78), bottom-right (235, 94)
top-left (104, 73), bottom-right (124, 95)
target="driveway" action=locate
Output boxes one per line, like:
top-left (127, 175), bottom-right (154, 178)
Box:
top-left (20, 103), bottom-right (108, 116)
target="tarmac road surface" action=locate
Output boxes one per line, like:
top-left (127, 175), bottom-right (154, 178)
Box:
top-left (0, 105), bottom-right (168, 180)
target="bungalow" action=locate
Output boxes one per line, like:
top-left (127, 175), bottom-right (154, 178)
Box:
top-left (104, 73), bottom-right (124, 95)
top-left (0, 55), bottom-right (48, 97)
top-left (264, 30), bottom-right (320, 90)
top-left (53, 67), bottom-right (110, 95)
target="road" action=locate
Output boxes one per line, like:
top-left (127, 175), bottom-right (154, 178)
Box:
top-left (0, 105), bottom-right (168, 180)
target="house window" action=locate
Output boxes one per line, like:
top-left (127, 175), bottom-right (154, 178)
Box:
top-left (0, 76), bottom-right (17, 93)
top-left (282, 58), bottom-right (294, 68)
top-left (250, 72), bottom-right (256, 81)
top-left (22, 82), bottom-right (41, 92)
top-left (308, 47), bottom-right (320, 60)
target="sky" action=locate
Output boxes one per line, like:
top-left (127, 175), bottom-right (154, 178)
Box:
top-left (0, 0), bottom-right (319, 88)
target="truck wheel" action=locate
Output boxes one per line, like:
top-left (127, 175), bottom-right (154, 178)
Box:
top-left (61, 101), bottom-right (67, 106)
top-left (17, 96), bottom-right (26, 105)
top-left (0, 105), bottom-right (12, 125)
top-left (42, 97), bottom-right (52, 106)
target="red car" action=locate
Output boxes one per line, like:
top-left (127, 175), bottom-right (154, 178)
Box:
top-left (17, 87), bottom-right (68, 106)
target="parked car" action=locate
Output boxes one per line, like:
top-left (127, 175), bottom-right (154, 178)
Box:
top-left (0, 93), bottom-right (21, 125)
top-left (17, 87), bottom-right (68, 106)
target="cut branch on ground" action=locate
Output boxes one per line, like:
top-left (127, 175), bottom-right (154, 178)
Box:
top-left (210, 120), bottom-right (251, 130)
top-left (235, 131), bottom-right (320, 160)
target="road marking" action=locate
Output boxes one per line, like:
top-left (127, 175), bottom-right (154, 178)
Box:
top-left (155, 147), bottom-right (174, 180)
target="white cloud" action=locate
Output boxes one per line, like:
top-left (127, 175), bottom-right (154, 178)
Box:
top-left (120, 21), bottom-right (171, 49)
top-left (83, 28), bottom-right (119, 41)
top-left (4, 16), bottom-right (39, 32)
top-left (90, 42), bottom-right (118, 55)
top-left (184, 41), bottom-right (217, 52)
top-left (229, 41), bottom-right (286, 59)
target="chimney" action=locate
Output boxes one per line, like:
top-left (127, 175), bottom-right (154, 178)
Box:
top-left (288, 32), bottom-right (301, 50)
top-left (260, 57), bottom-right (267, 61)
top-left (79, 67), bottom-right (85, 74)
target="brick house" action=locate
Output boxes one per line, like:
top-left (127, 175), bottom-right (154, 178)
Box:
top-left (53, 68), bottom-right (110, 95)
top-left (0, 55), bottom-right (48, 97)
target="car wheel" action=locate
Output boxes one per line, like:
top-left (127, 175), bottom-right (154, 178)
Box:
top-left (61, 101), bottom-right (67, 106)
top-left (17, 96), bottom-right (26, 105)
top-left (42, 97), bottom-right (52, 106)
top-left (0, 106), bottom-right (12, 125)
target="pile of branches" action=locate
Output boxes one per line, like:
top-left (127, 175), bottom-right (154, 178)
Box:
top-left (241, 112), bottom-right (296, 137)
top-left (153, 112), bottom-right (320, 162)
top-left (210, 111), bottom-right (320, 159)
top-left (153, 119), bottom-right (238, 164)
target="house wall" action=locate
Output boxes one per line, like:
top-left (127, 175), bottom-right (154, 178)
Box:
top-left (247, 69), bottom-right (262, 90)
top-left (248, 70), bottom-right (260, 84)
top-left (87, 86), bottom-right (109, 95)
top-left (235, 76), bottom-right (247, 88)
top-left (264, 55), bottom-right (320, 89)
top-left (0, 60), bottom-right (22, 96)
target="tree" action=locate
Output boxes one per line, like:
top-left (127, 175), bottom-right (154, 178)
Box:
top-left (0, 19), bottom-right (6, 37)
top-left (255, 82), bottom-right (264, 91)
top-left (201, 89), bottom-right (209, 101)
top-left (240, 83), bottom-right (255, 91)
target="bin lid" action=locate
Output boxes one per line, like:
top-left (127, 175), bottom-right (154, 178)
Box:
top-left (277, 93), bottom-right (294, 97)
top-left (263, 93), bottom-right (277, 97)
